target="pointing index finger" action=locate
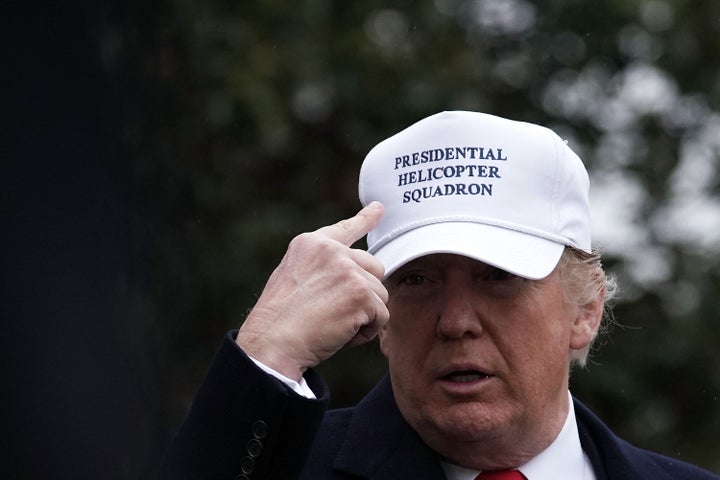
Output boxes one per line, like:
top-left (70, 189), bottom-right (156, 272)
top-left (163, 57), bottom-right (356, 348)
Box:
top-left (316, 201), bottom-right (384, 247)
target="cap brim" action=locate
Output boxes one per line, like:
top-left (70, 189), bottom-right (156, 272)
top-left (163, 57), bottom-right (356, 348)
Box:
top-left (372, 222), bottom-right (565, 280)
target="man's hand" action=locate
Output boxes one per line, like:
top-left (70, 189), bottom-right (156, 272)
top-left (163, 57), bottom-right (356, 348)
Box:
top-left (236, 202), bottom-right (389, 382)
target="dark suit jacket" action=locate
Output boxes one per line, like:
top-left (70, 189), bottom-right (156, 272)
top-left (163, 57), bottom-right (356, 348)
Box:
top-left (162, 332), bottom-right (719, 480)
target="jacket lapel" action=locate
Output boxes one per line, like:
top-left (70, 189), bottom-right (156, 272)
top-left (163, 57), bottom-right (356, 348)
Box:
top-left (333, 375), bottom-right (446, 479)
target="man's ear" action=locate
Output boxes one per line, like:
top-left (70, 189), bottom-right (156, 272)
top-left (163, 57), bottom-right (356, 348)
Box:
top-left (378, 323), bottom-right (390, 357)
top-left (569, 285), bottom-right (605, 351)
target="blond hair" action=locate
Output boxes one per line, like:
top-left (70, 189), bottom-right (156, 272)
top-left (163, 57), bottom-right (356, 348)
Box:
top-left (557, 246), bottom-right (618, 367)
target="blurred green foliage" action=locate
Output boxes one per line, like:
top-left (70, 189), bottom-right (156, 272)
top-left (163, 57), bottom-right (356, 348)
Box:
top-left (119, 0), bottom-right (719, 472)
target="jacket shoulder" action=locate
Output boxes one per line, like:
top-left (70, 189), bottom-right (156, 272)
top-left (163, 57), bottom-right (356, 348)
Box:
top-left (574, 398), bottom-right (719, 480)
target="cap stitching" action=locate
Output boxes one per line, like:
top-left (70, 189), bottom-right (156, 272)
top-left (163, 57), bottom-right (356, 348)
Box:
top-left (368, 216), bottom-right (571, 254)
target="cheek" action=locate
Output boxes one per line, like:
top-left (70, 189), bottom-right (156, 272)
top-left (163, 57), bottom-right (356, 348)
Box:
top-left (494, 298), bottom-right (574, 376)
top-left (519, 320), bottom-right (574, 390)
top-left (383, 303), bottom-right (434, 362)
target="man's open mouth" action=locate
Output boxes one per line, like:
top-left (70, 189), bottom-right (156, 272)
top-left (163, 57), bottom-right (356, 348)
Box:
top-left (445, 371), bottom-right (492, 382)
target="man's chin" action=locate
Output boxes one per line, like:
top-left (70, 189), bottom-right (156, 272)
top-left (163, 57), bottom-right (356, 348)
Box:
top-left (413, 401), bottom-right (514, 444)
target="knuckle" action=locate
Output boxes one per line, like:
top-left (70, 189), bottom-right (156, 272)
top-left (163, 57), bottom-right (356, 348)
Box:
top-left (289, 231), bottom-right (315, 248)
top-left (289, 231), bottom-right (332, 254)
top-left (342, 274), bottom-right (373, 305)
top-left (378, 286), bottom-right (390, 304)
top-left (345, 272), bottom-right (369, 297)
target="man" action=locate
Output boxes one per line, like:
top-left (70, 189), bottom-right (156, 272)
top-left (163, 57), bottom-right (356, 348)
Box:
top-left (162, 111), bottom-right (718, 479)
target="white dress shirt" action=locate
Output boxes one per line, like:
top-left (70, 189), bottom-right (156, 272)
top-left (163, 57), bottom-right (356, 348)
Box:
top-left (249, 356), bottom-right (317, 399)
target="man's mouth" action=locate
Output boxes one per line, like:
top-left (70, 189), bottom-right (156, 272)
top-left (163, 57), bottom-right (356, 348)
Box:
top-left (444, 370), bottom-right (492, 383)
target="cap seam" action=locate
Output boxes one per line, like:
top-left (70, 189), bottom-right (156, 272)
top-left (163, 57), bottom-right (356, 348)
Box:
top-left (549, 130), bottom-right (563, 235)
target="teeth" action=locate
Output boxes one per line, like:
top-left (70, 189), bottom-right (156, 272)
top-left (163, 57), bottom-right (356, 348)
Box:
top-left (448, 372), bottom-right (488, 382)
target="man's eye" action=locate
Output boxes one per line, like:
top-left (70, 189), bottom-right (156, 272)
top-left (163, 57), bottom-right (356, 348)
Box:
top-left (401, 274), bottom-right (426, 286)
top-left (488, 268), bottom-right (514, 281)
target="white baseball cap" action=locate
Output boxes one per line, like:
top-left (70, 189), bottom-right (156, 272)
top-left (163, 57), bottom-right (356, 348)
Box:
top-left (358, 111), bottom-right (591, 280)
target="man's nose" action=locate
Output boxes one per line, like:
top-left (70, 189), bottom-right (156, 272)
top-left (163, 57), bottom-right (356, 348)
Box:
top-left (435, 278), bottom-right (484, 340)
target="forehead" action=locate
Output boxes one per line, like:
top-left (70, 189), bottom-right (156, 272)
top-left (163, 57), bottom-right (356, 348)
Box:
top-left (391, 253), bottom-right (496, 273)
top-left (386, 253), bottom-right (559, 286)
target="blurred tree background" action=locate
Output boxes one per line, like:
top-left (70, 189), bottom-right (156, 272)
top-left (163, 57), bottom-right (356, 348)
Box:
top-left (139, 0), bottom-right (720, 473)
top-left (4, 0), bottom-right (718, 477)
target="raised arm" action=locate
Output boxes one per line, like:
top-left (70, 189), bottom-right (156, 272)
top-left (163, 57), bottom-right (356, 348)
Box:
top-left (236, 201), bottom-right (389, 381)
top-left (162, 203), bottom-right (388, 479)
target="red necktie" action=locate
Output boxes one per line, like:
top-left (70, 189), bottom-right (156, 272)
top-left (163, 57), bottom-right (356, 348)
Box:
top-left (475, 470), bottom-right (526, 480)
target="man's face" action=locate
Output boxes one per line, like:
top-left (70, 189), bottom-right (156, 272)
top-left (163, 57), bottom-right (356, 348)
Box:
top-left (380, 253), bottom-right (596, 469)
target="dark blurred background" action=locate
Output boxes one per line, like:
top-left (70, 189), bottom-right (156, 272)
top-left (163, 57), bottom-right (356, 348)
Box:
top-left (2, 0), bottom-right (718, 478)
